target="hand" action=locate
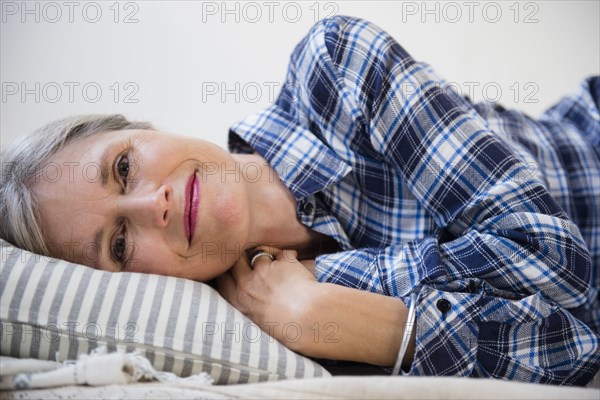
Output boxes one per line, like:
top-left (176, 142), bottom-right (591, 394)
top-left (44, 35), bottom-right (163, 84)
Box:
top-left (216, 247), bottom-right (319, 350)
top-left (217, 247), bottom-right (413, 366)
top-left (299, 258), bottom-right (316, 274)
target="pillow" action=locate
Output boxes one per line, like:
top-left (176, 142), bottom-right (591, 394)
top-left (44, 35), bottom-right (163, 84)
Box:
top-left (0, 239), bottom-right (330, 384)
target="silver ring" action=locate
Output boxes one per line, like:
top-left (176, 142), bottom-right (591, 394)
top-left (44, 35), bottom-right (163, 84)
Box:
top-left (249, 250), bottom-right (274, 269)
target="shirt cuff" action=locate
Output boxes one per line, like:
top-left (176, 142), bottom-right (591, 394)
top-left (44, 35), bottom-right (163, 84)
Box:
top-left (405, 286), bottom-right (479, 377)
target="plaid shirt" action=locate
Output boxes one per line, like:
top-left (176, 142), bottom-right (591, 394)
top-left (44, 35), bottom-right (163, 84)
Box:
top-left (229, 16), bottom-right (600, 385)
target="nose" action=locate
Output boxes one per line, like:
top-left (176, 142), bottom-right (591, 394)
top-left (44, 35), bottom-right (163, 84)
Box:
top-left (118, 184), bottom-right (172, 228)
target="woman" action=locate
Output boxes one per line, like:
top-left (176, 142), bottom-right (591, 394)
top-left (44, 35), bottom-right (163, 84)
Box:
top-left (1, 16), bottom-right (599, 385)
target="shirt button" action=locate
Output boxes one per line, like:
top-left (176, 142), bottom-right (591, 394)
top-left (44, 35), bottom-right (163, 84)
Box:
top-left (436, 299), bottom-right (451, 313)
top-left (467, 280), bottom-right (478, 293)
top-left (303, 202), bottom-right (314, 215)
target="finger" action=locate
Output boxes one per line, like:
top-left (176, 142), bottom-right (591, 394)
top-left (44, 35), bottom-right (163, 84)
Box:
top-left (254, 245), bottom-right (280, 257)
top-left (279, 249), bottom-right (298, 263)
top-left (230, 254), bottom-right (252, 283)
top-left (249, 249), bottom-right (275, 270)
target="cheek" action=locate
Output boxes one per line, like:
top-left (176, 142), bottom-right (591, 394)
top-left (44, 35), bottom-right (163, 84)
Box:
top-left (128, 240), bottom-right (177, 275)
top-left (216, 190), bottom-right (241, 217)
top-left (212, 186), bottom-right (247, 228)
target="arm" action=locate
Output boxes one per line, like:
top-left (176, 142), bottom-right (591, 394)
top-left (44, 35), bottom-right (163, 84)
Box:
top-left (303, 280), bottom-right (415, 369)
top-left (217, 251), bottom-right (415, 368)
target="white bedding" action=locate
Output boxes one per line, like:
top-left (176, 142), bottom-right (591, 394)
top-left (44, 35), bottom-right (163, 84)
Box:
top-left (1, 375), bottom-right (598, 400)
top-left (1, 342), bottom-right (598, 399)
top-left (0, 350), bottom-right (212, 390)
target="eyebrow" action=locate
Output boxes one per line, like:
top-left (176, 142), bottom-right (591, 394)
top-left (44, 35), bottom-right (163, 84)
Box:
top-left (93, 226), bottom-right (104, 270)
top-left (99, 146), bottom-right (112, 187)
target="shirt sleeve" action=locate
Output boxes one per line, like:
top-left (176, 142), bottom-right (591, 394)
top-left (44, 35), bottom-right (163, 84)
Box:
top-left (286, 16), bottom-right (599, 385)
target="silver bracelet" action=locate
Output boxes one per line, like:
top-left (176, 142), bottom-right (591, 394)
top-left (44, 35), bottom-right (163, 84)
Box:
top-left (391, 292), bottom-right (418, 376)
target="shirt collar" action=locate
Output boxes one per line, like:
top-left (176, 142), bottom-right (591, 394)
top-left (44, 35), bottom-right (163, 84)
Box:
top-left (228, 103), bottom-right (352, 201)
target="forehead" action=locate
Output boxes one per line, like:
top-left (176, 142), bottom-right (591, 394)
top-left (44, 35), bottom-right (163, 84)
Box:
top-left (32, 128), bottom-right (152, 192)
top-left (53, 128), bottom-right (133, 162)
top-left (29, 130), bottom-right (130, 264)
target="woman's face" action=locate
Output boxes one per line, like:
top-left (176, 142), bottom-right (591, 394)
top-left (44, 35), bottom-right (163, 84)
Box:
top-left (31, 129), bottom-right (251, 281)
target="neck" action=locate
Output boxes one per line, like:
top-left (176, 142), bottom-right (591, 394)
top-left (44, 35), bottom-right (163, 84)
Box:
top-left (232, 153), bottom-right (315, 253)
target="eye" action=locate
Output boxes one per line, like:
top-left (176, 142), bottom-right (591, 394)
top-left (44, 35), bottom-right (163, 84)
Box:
top-left (111, 227), bottom-right (129, 269)
top-left (114, 236), bottom-right (126, 260)
top-left (116, 154), bottom-right (130, 182)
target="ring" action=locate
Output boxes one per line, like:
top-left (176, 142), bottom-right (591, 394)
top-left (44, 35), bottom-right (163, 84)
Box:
top-left (249, 250), bottom-right (275, 269)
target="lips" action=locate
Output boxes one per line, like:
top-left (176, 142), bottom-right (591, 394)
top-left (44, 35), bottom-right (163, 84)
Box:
top-left (184, 171), bottom-right (200, 244)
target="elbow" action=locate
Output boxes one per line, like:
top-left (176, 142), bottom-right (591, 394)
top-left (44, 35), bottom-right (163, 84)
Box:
top-left (546, 229), bottom-right (592, 309)
top-left (498, 214), bottom-right (592, 309)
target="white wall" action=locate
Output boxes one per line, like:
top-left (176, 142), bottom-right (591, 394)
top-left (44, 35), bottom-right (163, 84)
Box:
top-left (2, 0), bottom-right (599, 150)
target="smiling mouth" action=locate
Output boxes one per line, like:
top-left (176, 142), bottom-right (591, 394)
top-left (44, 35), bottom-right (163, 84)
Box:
top-left (184, 171), bottom-right (200, 244)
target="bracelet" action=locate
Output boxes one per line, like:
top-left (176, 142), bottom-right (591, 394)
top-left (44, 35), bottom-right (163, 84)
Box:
top-left (391, 292), bottom-right (417, 376)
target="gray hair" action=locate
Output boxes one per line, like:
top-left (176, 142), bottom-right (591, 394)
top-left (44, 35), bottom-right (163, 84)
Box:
top-left (0, 114), bottom-right (153, 257)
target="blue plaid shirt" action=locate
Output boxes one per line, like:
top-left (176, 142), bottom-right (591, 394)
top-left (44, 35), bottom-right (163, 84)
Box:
top-left (229, 16), bottom-right (600, 385)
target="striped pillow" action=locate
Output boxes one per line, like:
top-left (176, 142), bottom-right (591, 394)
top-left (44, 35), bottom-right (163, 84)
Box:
top-left (0, 240), bottom-right (329, 384)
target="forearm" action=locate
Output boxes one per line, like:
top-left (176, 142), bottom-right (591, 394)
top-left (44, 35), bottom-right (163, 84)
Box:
top-left (293, 282), bottom-right (415, 368)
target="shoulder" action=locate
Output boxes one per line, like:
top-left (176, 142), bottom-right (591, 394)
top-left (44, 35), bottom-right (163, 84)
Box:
top-left (289, 15), bottom-right (413, 84)
top-left (291, 15), bottom-right (391, 60)
top-left (307, 15), bottom-right (387, 40)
